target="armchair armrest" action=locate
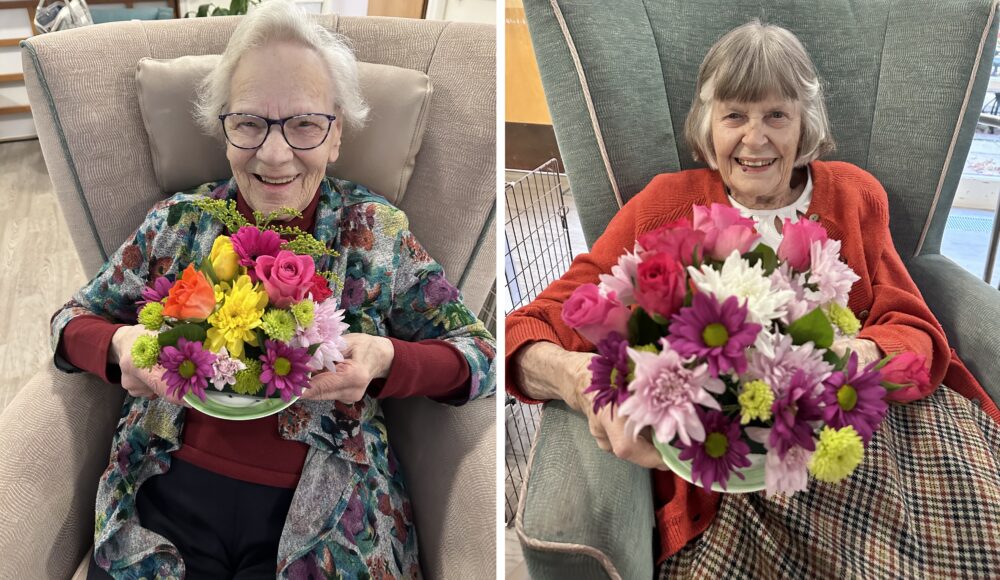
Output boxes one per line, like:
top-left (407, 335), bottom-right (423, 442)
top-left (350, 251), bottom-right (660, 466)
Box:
top-left (906, 253), bottom-right (1000, 405)
top-left (515, 401), bottom-right (654, 580)
top-left (382, 396), bottom-right (496, 580)
top-left (0, 366), bottom-right (123, 580)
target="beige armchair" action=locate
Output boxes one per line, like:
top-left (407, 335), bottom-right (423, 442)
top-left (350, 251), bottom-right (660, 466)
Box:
top-left (0, 14), bottom-right (496, 580)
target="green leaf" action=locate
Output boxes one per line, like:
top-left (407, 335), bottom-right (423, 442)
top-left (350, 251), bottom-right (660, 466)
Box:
top-left (196, 4), bottom-right (211, 17)
top-left (628, 307), bottom-right (667, 346)
top-left (212, 6), bottom-right (229, 15)
top-left (199, 257), bottom-right (219, 285)
top-left (307, 343), bottom-right (321, 356)
top-left (823, 349), bottom-right (846, 368)
top-left (742, 244), bottom-right (778, 275)
top-left (229, 0), bottom-right (248, 14)
top-left (787, 308), bottom-right (834, 349)
top-left (157, 323), bottom-right (208, 348)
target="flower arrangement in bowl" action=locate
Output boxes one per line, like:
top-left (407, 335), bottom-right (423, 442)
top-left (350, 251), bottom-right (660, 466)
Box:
top-left (562, 204), bottom-right (931, 496)
top-left (130, 200), bottom-right (347, 420)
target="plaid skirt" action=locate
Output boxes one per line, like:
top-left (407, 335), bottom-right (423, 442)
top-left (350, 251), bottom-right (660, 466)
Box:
top-left (658, 387), bottom-right (1000, 579)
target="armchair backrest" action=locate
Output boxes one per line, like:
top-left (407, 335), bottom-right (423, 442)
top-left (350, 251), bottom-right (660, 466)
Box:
top-left (21, 15), bottom-right (496, 317)
top-left (523, 0), bottom-right (998, 259)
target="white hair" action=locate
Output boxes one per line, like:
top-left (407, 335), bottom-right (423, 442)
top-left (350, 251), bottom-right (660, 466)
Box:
top-left (684, 20), bottom-right (835, 168)
top-left (195, 0), bottom-right (369, 140)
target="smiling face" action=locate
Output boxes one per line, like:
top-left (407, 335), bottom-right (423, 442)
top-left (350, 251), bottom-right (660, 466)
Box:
top-left (710, 96), bottom-right (802, 208)
top-left (225, 41), bottom-right (342, 217)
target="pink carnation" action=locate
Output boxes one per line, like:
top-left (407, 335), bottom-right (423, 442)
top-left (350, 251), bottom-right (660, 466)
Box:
top-left (561, 284), bottom-right (630, 345)
top-left (692, 203), bottom-right (760, 261)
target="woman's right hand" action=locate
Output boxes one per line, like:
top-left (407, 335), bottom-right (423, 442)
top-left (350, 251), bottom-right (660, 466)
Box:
top-left (515, 341), bottom-right (668, 470)
top-left (109, 325), bottom-right (187, 406)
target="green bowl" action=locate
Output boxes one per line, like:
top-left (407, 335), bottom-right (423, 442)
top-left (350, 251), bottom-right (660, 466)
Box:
top-left (184, 390), bottom-right (297, 420)
top-left (654, 438), bottom-right (767, 493)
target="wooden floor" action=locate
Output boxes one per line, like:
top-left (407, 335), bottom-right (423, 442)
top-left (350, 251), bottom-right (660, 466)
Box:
top-left (0, 139), bottom-right (87, 414)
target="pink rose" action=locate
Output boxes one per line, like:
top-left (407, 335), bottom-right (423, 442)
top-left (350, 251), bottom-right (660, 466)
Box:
top-left (561, 284), bottom-right (630, 345)
top-left (778, 218), bottom-right (829, 271)
top-left (692, 204), bottom-right (760, 261)
top-left (880, 352), bottom-right (931, 403)
top-left (254, 250), bottom-right (316, 308)
top-left (633, 252), bottom-right (687, 320)
top-left (637, 218), bottom-right (706, 266)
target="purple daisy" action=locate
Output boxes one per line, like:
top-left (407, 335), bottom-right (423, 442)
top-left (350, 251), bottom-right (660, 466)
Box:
top-left (769, 370), bottom-right (823, 459)
top-left (584, 332), bottom-right (631, 414)
top-left (159, 338), bottom-right (216, 401)
top-left (820, 352), bottom-right (887, 443)
top-left (259, 340), bottom-right (313, 401)
top-left (138, 275), bottom-right (175, 306)
top-left (668, 293), bottom-right (762, 375)
top-left (676, 408), bottom-right (751, 491)
top-left (230, 226), bottom-right (282, 280)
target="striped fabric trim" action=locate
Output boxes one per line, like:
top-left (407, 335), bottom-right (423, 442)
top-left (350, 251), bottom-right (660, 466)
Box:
top-left (514, 405), bottom-right (624, 580)
top-left (916, 0), bottom-right (1000, 256)
top-left (548, 0), bottom-right (625, 210)
top-left (23, 41), bottom-right (108, 263)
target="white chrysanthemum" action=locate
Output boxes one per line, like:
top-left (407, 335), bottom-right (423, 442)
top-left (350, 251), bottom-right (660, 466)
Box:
top-left (598, 250), bottom-right (640, 306)
top-left (291, 298), bottom-right (349, 372)
top-left (687, 251), bottom-right (795, 357)
top-left (745, 334), bottom-right (833, 398)
top-left (807, 240), bottom-right (860, 306)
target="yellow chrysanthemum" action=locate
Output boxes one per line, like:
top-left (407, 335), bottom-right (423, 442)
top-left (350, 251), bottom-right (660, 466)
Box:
top-left (808, 426), bottom-right (864, 483)
top-left (206, 274), bottom-right (268, 358)
top-left (738, 380), bottom-right (774, 424)
top-left (826, 303), bottom-right (861, 336)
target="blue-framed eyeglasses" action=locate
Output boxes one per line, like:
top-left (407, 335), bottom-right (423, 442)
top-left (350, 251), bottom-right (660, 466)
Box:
top-left (218, 113), bottom-right (337, 150)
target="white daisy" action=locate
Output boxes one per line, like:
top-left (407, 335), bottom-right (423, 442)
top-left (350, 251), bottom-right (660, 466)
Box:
top-left (686, 251), bottom-right (795, 357)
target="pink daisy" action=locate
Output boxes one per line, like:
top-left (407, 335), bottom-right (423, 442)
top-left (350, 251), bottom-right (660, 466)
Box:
top-left (676, 408), bottom-right (751, 491)
top-left (668, 293), bottom-right (761, 376)
top-left (259, 340), bottom-right (313, 401)
top-left (159, 338), bottom-right (216, 401)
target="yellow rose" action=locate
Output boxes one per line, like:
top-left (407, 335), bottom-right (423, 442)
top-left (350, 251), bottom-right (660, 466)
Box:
top-left (209, 236), bottom-right (240, 282)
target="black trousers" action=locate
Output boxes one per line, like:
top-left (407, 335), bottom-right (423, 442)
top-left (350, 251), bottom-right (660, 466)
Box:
top-left (88, 458), bottom-right (294, 579)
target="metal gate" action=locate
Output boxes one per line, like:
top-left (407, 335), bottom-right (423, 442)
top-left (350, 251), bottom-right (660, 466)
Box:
top-left (504, 158), bottom-right (574, 524)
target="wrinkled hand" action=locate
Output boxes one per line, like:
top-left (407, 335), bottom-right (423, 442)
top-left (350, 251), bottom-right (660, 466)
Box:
top-left (110, 325), bottom-right (188, 406)
top-left (300, 334), bottom-right (394, 403)
top-left (568, 351), bottom-right (668, 471)
top-left (830, 337), bottom-right (883, 368)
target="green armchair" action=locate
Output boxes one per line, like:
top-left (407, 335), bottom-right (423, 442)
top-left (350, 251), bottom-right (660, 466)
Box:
top-left (514, 1), bottom-right (1000, 577)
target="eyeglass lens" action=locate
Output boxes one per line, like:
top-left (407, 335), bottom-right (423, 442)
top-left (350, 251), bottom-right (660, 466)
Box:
top-left (222, 114), bottom-right (332, 149)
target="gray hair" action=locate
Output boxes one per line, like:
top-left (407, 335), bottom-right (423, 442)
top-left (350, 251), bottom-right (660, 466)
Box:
top-left (195, 0), bottom-right (369, 141)
top-left (683, 20), bottom-right (835, 168)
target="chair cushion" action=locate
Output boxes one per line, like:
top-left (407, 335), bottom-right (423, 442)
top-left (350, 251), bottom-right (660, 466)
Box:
top-left (136, 54), bottom-right (433, 205)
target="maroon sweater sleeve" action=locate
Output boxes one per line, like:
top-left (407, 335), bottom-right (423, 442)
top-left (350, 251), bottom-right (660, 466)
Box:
top-left (56, 315), bottom-right (128, 383)
top-left (373, 338), bottom-right (471, 401)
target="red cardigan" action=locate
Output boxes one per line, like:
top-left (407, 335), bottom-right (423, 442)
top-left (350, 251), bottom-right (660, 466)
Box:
top-left (505, 160), bottom-right (1000, 563)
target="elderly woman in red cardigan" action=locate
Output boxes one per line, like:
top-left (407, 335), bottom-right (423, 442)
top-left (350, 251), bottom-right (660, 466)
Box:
top-left (506, 21), bottom-right (1000, 578)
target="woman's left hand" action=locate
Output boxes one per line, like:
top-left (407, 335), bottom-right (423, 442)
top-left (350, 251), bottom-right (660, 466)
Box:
top-left (830, 337), bottom-right (883, 368)
top-left (300, 334), bottom-right (395, 403)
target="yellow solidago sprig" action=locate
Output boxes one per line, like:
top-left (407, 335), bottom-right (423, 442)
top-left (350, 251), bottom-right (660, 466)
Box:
top-left (192, 199), bottom-right (250, 234)
top-left (131, 335), bottom-right (161, 370)
top-left (826, 302), bottom-right (861, 336)
top-left (808, 426), bottom-right (864, 483)
top-left (206, 274), bottom-right (268, 359)
top-left (738, 380), bottom-right (775, 424)
top-left (261, 309), bottom-right (296, 342)
top-left (138, 302), bottom-right (165, 331)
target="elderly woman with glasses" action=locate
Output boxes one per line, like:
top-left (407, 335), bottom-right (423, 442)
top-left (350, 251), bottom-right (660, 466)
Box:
top-left (51, 2), bottom-right (495, 578)
top-left (507, 21), bottom-right (1000, 577)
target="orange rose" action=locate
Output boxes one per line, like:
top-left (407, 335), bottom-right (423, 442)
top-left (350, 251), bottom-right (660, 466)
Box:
top-left (162, 264), bottom-right (216, 321)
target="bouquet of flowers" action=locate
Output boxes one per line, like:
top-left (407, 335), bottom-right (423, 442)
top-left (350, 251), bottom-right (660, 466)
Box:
top-left (130, 200), bottom-right (348, 404)
top-left (561, 204), bottom-right (931, 496)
